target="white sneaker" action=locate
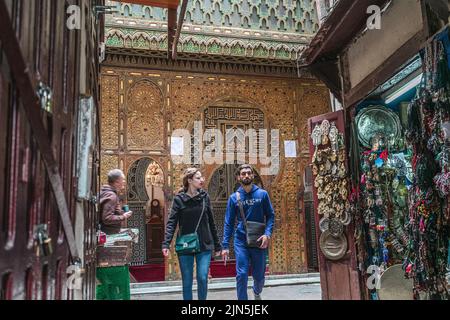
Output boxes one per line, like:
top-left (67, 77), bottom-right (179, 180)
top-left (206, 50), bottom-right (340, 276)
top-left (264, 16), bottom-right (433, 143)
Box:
top-left (254, 292), bottom-right (262, 300)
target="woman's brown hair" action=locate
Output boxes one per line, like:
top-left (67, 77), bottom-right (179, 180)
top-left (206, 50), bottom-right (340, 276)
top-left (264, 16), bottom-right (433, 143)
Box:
top-left (179, 168), bottom-right (201, 193)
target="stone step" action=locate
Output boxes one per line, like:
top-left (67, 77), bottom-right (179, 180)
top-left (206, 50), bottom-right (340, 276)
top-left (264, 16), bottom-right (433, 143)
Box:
top-left (131, 273), bottom-right (321, 296)
top-left (130, 273), bottom-right (319, 289)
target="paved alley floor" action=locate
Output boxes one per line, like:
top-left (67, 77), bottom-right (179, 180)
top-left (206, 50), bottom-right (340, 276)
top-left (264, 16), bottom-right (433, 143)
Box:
top-left (133, 283), bottom-right (322, 300)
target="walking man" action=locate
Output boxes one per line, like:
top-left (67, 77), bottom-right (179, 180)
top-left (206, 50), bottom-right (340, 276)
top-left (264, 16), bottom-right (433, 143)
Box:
top-left (221, 164), bottom-right (275, 300)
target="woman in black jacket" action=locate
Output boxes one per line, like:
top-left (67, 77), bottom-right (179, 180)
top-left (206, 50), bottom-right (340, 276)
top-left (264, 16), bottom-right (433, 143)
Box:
top-left (162, 168), bottom-right (221, 300)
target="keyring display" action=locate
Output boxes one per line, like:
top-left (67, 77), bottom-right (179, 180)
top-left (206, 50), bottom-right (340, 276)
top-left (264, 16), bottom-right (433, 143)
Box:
top-left (311, 120), bottom-right (350, 261)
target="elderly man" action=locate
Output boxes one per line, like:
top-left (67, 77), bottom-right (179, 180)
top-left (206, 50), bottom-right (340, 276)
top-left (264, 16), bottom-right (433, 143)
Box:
top-left (97, 169), bottom-right (133, 301)
top-left (99, 169), bottom-right (133, 235)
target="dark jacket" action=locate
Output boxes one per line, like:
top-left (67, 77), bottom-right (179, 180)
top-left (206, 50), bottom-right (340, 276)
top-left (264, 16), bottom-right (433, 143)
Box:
top-left (162, 190), bottom-right (221, 253)
top-left (99, 185), bottom-right (125, 235)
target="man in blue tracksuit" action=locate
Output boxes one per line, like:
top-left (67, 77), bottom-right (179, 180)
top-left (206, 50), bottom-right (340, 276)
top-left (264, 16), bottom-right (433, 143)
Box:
top-left (221, 164), bottom-right (275, 300)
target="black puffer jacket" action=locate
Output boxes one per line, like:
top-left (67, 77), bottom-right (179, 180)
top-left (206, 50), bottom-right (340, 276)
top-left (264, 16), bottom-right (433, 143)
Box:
top-left (162, 190), bottom-right (221, 254)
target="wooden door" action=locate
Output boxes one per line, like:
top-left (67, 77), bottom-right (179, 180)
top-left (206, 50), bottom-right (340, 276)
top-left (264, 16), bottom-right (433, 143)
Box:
top-left (146, 223), bottom-right (164, 263)
top-left (0, 0), bottom-right (102, 300)
top-left (146, 200), bottom-right (164, 263)
top-left (308, 110), bottom-right (362, 300)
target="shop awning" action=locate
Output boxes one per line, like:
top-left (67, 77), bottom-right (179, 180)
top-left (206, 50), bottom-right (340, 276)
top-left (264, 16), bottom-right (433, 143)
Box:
top-left (300, 0), bottom-right (391, 103)
top-left (116, 0), bottom-right (187, 59)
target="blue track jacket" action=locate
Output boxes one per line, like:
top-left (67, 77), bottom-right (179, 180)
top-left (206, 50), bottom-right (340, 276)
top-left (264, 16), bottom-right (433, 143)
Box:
top-left (222, 185), bottom-right (275, 250)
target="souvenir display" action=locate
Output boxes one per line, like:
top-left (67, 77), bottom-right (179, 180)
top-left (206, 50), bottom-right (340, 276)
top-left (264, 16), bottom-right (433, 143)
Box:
top-left (350, 34), bottom-right (450, 300)
top-left (308, 30), bottom-right (450, 301)
top-left (311, 120), bottom-right (351, 261)
top-left (403, 38), bottom-right (450, 300)
top-left (357, 129), bottom-right (410, 282)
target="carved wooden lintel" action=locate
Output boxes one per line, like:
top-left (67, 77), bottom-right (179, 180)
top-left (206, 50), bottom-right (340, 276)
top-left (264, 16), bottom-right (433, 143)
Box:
top-left (104, 50), bottom-right (315, 79)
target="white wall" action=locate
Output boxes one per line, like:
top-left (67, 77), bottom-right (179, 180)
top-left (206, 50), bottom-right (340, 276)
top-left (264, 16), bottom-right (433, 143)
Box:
top-left (346, 0), bottom-right (424, 89)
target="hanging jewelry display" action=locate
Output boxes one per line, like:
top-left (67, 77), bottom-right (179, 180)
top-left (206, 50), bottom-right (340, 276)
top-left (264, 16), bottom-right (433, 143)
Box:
top-left (355, 104), bottom-right (413, 300)
top-left (311, 120), bottom-right (350, 261)
top-left (359, 133), bottom-right (394, 274)
top-left (404, 37), bottom-right (450, 300)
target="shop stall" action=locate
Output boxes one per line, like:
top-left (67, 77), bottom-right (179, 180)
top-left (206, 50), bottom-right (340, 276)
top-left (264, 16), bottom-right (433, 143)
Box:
top-left (303, 0), bottom-right (450, 300)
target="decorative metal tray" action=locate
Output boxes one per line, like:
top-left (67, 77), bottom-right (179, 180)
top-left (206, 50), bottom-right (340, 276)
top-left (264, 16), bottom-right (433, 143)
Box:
top-left (355, 106), bottom-right (402, 149)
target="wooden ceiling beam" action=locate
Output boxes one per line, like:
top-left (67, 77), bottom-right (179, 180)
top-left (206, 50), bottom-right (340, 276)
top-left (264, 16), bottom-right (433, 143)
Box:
top-left (167, 7), bottom-right (177, 59)
top-left (172, 0), bottom-right (188, 60)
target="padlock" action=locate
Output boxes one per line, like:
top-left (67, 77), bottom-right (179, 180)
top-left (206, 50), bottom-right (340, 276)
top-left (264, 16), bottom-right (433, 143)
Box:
top-left (34, 238), bottom-right (41, 257)
top-left (42, 237), bottom-right (53, 256)
top-left (34, 225), bottom-right (53, 257)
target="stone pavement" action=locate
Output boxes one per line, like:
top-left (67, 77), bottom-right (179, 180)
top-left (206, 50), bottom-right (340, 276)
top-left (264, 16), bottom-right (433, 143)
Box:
top-left (132, 273), bottom-right (322, 300)
top-left (133, 283), bottom-right (322, 300)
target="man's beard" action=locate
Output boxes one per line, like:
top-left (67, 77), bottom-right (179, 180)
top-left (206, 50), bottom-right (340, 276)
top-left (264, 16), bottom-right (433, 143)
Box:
top-left (241, 178), bottom-right (253, 186)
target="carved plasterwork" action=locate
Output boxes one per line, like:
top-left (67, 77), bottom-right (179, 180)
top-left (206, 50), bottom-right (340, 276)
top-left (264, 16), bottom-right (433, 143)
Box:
top-left (100, 154), bottom-right (119, 186)
top-left (126, 80), bottom-right (164, 150)
top-left (297, 86), bottom-right (331, 153)
top-left (101, 76), bottom-right (119, 149)
top-left (104, 0), bottom-right (321, 64)
top-left (100, 67), bottom-right (330, 277)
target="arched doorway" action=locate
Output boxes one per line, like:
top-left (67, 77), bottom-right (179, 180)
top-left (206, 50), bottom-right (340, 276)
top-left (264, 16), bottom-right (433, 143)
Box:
top-left (127, 157), bottom-right (165, 282)
top-left (207, 163), bottom-right (263, 278)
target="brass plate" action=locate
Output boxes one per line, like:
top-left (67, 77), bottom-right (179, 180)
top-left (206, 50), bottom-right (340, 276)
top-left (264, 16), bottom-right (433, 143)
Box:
top-left (355, 105), bottom-right (402, 149)
top-left (319, 230), bottom-right (347, 261)
top-left (377, 264), bottom-right (414, 300)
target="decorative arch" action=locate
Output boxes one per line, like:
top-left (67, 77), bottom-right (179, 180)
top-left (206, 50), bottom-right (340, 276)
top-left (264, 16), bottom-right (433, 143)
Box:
top-left (122, 4), bottom-right (132, 17)
top-left (127, 157), bottom-right (166, 265)
top-left (143, 6), bottom-right (151, 18)
top-left (206, 163), bottom-right (265, 261)
top-left (181, 95), bottom-right (282, 191)
top-left (205, 163), bottom-right (265, 198)
top-left (124, 35), bottom-right (133, 48)
top-left (206, 38), bottom-right (222, 54)
top-left (132, 32), bottom-right (150, 49)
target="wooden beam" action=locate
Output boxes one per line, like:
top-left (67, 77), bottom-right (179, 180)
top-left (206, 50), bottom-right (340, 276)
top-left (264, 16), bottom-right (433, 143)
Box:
top-left (172, 0), bottom-right (188, 60)
top-left (344, 31), bottom-right (428, 107)
top-left (302, 0), bottom-right (390, 65)
top-left (344, 0), bottom-right (432, 107)
top-left (0, 0), bottom-right (80, 263)
top-left (167, 8), bottom-right (177, 59)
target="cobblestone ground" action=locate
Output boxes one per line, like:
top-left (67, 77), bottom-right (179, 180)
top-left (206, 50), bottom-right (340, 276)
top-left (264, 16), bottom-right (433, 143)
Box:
top-left (133, 283), bottom-right (322, 300)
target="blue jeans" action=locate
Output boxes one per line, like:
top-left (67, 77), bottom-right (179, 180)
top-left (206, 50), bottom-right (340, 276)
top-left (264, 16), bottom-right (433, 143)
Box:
top-left (234, 240), bottom-right (267, 300)
top-left (178, 251), bottom-right (212, 300)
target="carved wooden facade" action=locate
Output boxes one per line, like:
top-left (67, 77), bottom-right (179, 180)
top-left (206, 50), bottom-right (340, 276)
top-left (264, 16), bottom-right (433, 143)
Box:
top-left (100, 61), bottom-right (330, 279)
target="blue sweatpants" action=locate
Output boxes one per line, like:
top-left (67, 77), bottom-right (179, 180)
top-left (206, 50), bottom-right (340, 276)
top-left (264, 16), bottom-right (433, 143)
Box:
top-left (234, 240), bottom-right (267, 300)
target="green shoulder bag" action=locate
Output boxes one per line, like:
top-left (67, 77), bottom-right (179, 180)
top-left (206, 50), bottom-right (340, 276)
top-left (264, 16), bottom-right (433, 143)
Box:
top-left (175, 199), bottom-right (205, 255)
